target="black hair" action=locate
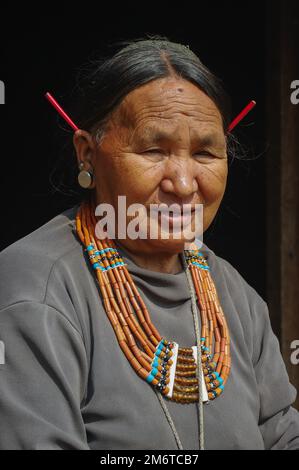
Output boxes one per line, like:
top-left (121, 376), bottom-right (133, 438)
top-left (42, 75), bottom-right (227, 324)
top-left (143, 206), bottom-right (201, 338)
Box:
top-left (71, 36), bottom-right (232, 138)
top-left (50, 36), bottom-right (238, 201)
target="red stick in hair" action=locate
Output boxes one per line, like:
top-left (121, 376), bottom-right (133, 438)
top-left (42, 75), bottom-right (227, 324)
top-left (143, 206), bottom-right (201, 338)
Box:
top-left (228, 100), bottom-right (256, 132)
top-left (45, 92), bottom-right (79, 131)
top-left (45, 92), bottom-right (256, 134)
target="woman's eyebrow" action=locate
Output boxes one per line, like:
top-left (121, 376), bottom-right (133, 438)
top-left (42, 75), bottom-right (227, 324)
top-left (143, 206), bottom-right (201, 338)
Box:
top-left (135, 128), bottom-right (223, 147)
top-left (191, 134), bottom-right (222, 147)
top-left (135, 129), bottom-right (170, 144)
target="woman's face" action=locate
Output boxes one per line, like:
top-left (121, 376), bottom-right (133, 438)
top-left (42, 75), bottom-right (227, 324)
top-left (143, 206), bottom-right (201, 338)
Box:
top-left (75, 77), bottom-right (228, 255)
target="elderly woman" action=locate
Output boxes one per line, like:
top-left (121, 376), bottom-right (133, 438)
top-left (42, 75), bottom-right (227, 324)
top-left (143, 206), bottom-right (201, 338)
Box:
top-left (0, 39), bottom-right (298, 450)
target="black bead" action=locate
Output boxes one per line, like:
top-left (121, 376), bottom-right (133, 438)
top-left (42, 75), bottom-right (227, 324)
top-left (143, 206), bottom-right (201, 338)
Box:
top-left (156, 383), bottom-right (166, 392)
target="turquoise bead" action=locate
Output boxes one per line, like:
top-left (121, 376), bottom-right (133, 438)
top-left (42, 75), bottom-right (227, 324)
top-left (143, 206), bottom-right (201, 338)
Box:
top-left (152, 358), bottom-right (159, 367)
top-left (191, 262), bottom-right (209, 271)
top-left (146, 374), bottom-right (155, 383)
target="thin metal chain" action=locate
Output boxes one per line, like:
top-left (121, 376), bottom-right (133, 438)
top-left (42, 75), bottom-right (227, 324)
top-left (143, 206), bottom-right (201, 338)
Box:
top-left (154, 253), bottom-right (205, 451)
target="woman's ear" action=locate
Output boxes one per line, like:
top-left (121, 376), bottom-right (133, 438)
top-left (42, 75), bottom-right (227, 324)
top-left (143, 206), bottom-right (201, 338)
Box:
top-left (73, 129), bottom-right (96, 168)
top-left (73, 130), bottom-right (97, 189)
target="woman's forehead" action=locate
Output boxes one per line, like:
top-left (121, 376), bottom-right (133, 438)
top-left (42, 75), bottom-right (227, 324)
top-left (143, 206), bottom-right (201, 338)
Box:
top-left (122, 77), bottom-right (219, 110)
top-left (115, 78), bottom-right (223, 131)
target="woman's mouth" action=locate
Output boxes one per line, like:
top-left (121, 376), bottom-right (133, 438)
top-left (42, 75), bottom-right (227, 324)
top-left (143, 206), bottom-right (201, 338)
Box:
top-left (149, 205), bottom-right (195, 230)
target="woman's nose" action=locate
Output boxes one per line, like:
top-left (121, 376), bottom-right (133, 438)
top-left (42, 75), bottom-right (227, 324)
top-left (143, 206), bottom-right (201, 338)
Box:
top-left (160, 158), bottom-right (198, 198)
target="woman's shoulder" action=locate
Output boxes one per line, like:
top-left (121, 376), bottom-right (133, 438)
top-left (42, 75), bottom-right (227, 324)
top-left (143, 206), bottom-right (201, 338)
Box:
top-left (0, 205), bottom-right (81, 310)
top-left (201, 242), bottom-right (268, 325)
top-left (202, 242), bottom-right (276, 368)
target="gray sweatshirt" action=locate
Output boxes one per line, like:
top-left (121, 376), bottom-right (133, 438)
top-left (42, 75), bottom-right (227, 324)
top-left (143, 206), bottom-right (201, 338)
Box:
top-left (0, 205), bottom-right (298, 450)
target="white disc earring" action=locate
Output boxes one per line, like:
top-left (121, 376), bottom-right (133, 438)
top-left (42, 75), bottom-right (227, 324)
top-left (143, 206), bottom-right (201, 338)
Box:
top-left (78, 163), bottom-right (94, 189)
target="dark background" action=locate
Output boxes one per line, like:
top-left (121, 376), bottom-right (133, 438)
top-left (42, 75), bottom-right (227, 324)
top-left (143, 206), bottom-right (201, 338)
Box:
top-left (0, 2), bottom-right (267, 298)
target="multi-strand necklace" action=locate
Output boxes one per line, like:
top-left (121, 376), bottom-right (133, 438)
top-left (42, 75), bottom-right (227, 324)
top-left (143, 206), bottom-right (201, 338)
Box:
top-left (76, 199), bottom-right (231, 405)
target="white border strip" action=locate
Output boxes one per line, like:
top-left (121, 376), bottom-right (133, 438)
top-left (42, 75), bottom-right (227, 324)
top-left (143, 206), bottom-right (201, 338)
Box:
top-left (166, 342), bottom-right (179, 398)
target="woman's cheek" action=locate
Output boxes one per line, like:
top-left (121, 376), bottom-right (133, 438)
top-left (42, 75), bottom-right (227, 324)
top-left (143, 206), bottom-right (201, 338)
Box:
top-left (104, 158), bottom-right (158, 207)
top-left (116, 153), bottom-right (162, 195)
top-left (196, 162), bottom-right (227, 203)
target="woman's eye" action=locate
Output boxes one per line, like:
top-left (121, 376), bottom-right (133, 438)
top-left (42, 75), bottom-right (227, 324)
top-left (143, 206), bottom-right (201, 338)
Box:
top-left (141, 149), bottom-right (164, 155)
top-left (144, 148), bottom-right (162, 153)
top-left (194, 151), bottom-right (215, 159)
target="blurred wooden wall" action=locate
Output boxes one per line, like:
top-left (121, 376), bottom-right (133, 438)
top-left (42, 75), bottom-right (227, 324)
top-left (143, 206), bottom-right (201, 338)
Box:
top-left (266, 0), bottom-right (299, 410)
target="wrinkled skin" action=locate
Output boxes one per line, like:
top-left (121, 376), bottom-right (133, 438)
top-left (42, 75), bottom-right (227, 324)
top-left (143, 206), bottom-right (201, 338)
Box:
top-left (73, 77), bottom-right (228, 273)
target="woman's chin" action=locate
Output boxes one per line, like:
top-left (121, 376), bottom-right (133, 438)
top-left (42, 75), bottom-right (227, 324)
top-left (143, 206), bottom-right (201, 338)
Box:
top-left (142, 233), bottom-right (198, 254)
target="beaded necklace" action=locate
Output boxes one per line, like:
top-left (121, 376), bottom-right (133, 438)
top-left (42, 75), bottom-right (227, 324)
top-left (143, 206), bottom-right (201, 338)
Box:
top-left (75, 200), bottom-right (231, 405)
